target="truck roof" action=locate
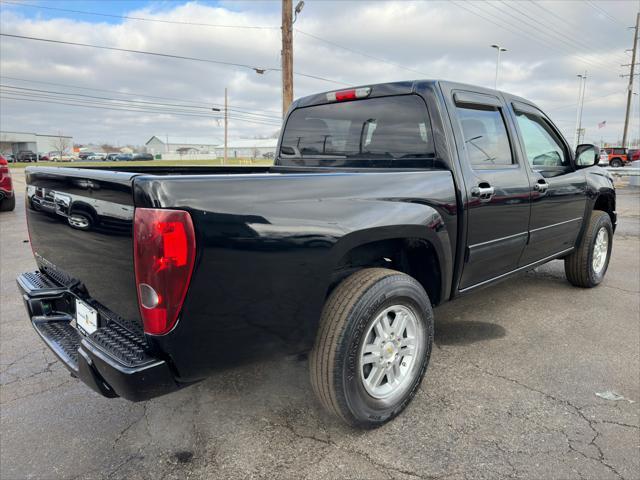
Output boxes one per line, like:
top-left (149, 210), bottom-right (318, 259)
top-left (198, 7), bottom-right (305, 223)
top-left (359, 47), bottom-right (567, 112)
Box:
top-left (291, 79), bottom-right (539, 112)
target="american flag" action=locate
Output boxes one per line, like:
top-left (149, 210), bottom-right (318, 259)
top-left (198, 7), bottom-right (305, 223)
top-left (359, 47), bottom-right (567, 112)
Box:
top-left (598, 120), bottom-right (607, 129)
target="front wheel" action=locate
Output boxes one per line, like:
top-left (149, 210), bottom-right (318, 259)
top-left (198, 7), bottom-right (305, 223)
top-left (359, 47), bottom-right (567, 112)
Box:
top-left (309, 268), bottom-right (433, 428)
top-left (610, 158), bottom-right (623, 168)
top-left (564, 211), bottom-right (613, 288)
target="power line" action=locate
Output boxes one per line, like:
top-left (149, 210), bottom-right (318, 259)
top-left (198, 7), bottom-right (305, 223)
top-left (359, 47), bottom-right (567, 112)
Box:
top-left (295, 29), bottom-right (429, 77)
top-left (543, 90), bottom-right (626, 112)
top-left (451, 0), bottom-right (620, 72)
top-left (0, 0), bottom-right (279, 30)
top-left (584, 0), bottom-right (628, 28)
top-left (481, 1), bottom-right (621, 71)
top-left (496, 0), bottom-right (625, 65)
top-left (0, 94), bottom-right (283, 126)
top-left (0, 33), bottom-right (348, 86)
top-left (527, 0), bottom-right (627, 57)
top-left (0, 0), bottom-right (430, 84)
top-left (0, 84), bottom-right (283, 120)
top-left (0, 75), bottom-right (282, 116)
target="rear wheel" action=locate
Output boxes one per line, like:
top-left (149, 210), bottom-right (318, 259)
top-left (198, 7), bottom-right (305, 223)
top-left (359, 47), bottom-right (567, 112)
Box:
top-left (610, 158), bottom-right (623, 168)
top-left (310, 268), bottom-right (433, 428)
top-left (564, 210), bottom-right (613, 288)
top-left (0, 195), bottom-right (15, 212)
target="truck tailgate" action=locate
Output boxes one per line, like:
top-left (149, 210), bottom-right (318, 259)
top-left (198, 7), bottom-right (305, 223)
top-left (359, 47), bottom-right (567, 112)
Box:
top-left (25, 167), bottom-right (142, 331)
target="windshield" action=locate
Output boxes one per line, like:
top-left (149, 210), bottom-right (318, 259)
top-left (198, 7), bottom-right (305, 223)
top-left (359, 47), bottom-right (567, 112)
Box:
top-left (278, 95), bottom-right (435, 168)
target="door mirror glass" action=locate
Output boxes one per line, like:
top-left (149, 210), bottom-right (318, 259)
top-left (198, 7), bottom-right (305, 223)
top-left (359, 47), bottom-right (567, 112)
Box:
top-left (575, 144), bottom-right (599, 168)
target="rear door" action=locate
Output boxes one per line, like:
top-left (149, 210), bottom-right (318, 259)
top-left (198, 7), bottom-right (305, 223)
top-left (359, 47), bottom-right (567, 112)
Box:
top-left (507, 101), bottom-right (587, 264)
top-left (446, 90), bottom-right (532, 291)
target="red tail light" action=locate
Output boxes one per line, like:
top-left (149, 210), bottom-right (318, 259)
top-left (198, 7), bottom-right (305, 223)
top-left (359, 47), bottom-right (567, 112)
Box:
top-left (326, 87), bottom-right (371, 102)
top-left (133, 208), bottom-right (196, 335)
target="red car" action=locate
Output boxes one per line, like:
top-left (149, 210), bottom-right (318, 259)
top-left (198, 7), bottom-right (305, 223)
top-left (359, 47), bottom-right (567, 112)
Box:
top-left (0, 155), bottom-right (15, 211)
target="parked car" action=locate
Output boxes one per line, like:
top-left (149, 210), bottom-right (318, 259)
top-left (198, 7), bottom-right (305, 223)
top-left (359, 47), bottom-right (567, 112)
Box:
top-left (5, 154), bottom-right (16, 163)
top-left (17, 80), bottom-right (616, 428)
top-left (116, 153), bottom-right (133, 161)
top-left (0, 155), bottom-right (15, 211)
top-left (598, 149), bottom-right (609, 166)
top-left (628, 148), bottom-right (640, 162)
top-left (105, 153), bottom-right (120, 161)
top-left (132, 153), bottom-right (153, 161)
top-left (16, 150), bottom-right (37, 162)
top-left (603, 147), bottom-right (628, 167)
top-left (39, 154), bottom-right (50, 162)
top-left (78, 151), bottom-right (94, 160)
top-left (50, 153), bottom-right (74, 162)
top-left (86, 153), bottom-right (106, 161)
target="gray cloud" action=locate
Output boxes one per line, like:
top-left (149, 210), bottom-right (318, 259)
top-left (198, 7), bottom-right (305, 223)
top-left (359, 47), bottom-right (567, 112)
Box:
top-left (0, 0), bottom-right (638, 146)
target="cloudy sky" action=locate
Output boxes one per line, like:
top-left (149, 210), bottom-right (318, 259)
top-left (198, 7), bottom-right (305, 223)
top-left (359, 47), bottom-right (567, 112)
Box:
top-left (0, 0), bottom-right (638, 146)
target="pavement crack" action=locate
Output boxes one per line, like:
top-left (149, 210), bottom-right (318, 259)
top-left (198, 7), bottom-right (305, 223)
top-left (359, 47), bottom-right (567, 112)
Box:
top-left (467, 361), bottom-right (626, 480)
top-left (268, 417), bottom-right (436, 479)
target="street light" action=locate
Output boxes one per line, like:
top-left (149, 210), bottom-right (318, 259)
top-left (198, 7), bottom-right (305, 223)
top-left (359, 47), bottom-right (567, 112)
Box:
top-left (293, 1), bottom-right (304, 23)
top-left (574, 72), bottom-right (587, 149)
top-left (490, 44), bottom-right (507, 90)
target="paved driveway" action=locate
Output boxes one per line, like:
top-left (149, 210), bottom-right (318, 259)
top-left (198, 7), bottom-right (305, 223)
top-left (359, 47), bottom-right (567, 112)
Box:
top-left (1, 170), bottom-right (638, 479)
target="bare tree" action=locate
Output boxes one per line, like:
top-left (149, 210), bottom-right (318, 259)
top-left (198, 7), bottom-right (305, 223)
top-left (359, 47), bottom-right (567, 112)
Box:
top-left (52, 133), bottom-right (71, 160)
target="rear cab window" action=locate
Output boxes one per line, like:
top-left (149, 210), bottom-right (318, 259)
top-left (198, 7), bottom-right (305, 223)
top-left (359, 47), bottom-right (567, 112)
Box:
top-left (456, 106), bottom-right (513, 167)
top-left (278, 95), bottom-right (436, 168)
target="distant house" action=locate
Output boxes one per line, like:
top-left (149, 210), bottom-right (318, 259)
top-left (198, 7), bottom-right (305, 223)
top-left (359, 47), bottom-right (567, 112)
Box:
top-left (145, 136), bottom-right (221, 155)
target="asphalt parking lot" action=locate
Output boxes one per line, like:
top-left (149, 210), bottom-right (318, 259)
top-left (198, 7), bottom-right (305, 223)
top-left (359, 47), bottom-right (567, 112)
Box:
top-left (1, 170), bottom-right (638, 480)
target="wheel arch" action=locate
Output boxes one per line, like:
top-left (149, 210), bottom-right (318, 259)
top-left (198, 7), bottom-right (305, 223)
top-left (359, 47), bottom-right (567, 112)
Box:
top-left (326, 226), bottom-right (452, 306)
top-left (593, 191), bottom-right (616, 225)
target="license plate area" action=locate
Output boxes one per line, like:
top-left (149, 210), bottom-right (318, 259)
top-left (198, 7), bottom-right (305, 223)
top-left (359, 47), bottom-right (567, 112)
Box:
top-left (75, 299), bottom-right (98, 335)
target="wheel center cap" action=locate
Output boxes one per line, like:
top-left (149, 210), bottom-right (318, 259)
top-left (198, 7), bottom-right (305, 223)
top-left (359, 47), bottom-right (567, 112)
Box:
top-left (382, 342), bottom-right (397, 360)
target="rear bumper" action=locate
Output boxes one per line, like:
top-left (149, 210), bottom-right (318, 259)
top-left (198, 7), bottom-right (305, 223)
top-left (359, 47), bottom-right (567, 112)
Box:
top-left (17, 271), bottom-right (180, 401)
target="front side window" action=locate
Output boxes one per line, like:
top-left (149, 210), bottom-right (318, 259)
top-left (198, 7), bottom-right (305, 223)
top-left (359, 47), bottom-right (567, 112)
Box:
top-left (457, 106), bottom-right (513, 167)
top-left (279, 95), bottom-right (434, 167)
top-left (515, 112), bottom-right (567, 167)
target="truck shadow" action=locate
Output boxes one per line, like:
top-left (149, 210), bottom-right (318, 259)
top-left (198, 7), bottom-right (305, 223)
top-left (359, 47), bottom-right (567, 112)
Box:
top-left (434, 320), bottom-right (506, 346)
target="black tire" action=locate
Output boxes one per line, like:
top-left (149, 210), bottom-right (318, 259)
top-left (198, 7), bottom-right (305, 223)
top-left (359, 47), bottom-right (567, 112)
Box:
top-left (309, 268), bottom-right (434, 428)
top-left (564, 210), bottom-right (613, 288)
top-left (0, 195), bottom-right (15, 212)
top-left (609, 158), bottom-right (623, 168)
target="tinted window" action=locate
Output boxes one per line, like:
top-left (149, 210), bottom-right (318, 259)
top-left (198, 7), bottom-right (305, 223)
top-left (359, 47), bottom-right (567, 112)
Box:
top-left (279, 95), bottom-right (434, 167)
top-left (614, 148), bottom-right (626, 155)
top-left (457, 106), bottom-right (513, 167)
top-left (515, 112), bottom-right (567, 167)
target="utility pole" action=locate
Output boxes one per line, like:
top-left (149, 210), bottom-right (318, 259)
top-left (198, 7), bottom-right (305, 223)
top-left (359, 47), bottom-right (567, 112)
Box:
top-left (622, 12), bottom-right (639, 149)
top-left (224, 87), bottom-right (228, 165)
top-left (281, 0), bottom-right (293, 117)
top-left (281, 1), bottom-right (304, 117)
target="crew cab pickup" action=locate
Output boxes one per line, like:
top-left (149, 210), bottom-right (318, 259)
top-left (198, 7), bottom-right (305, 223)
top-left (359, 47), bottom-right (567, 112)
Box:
top-left (18, 80), bottom-right (616, 427)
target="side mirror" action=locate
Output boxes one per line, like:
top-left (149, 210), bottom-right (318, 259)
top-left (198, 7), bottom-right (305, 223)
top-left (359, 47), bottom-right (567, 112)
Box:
top-left (575, 144), bottom-right (599, 168)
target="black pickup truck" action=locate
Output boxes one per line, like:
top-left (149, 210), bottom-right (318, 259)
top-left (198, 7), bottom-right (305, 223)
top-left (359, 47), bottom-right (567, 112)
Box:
top-left (18, 80), bottom-right (616, 427)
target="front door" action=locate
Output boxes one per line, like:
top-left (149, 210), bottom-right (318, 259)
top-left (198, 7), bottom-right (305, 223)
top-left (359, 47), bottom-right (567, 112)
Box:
top-left (450, 91), bottom-right (532, 291)
top-left (508, 101), bottom-right (587, 265)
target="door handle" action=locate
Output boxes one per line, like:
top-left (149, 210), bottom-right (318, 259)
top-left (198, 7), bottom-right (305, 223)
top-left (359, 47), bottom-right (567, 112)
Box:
top-left (471, 183), bottom-right (495, 201)
top-left (533, 180), bottom-right (549, 194)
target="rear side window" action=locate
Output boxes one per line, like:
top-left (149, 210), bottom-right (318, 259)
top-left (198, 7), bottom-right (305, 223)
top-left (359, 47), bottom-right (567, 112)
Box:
top-left (614, 148), bottom-right (626, 155)
top-left (279, 95), bottom-right (435, 167)
top-left (457, 106), bottom-right (513, 167)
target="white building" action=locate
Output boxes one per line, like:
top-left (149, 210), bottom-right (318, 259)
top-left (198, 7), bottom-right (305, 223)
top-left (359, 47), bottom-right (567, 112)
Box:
top-left (0, 131), bottom-right (74, 156)
top-left (214, 139), bottom-right (278, 159)
top-left (145, 135), bottom-right (278, 159)
top-left (145, 136), bottom-right (221, 155)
